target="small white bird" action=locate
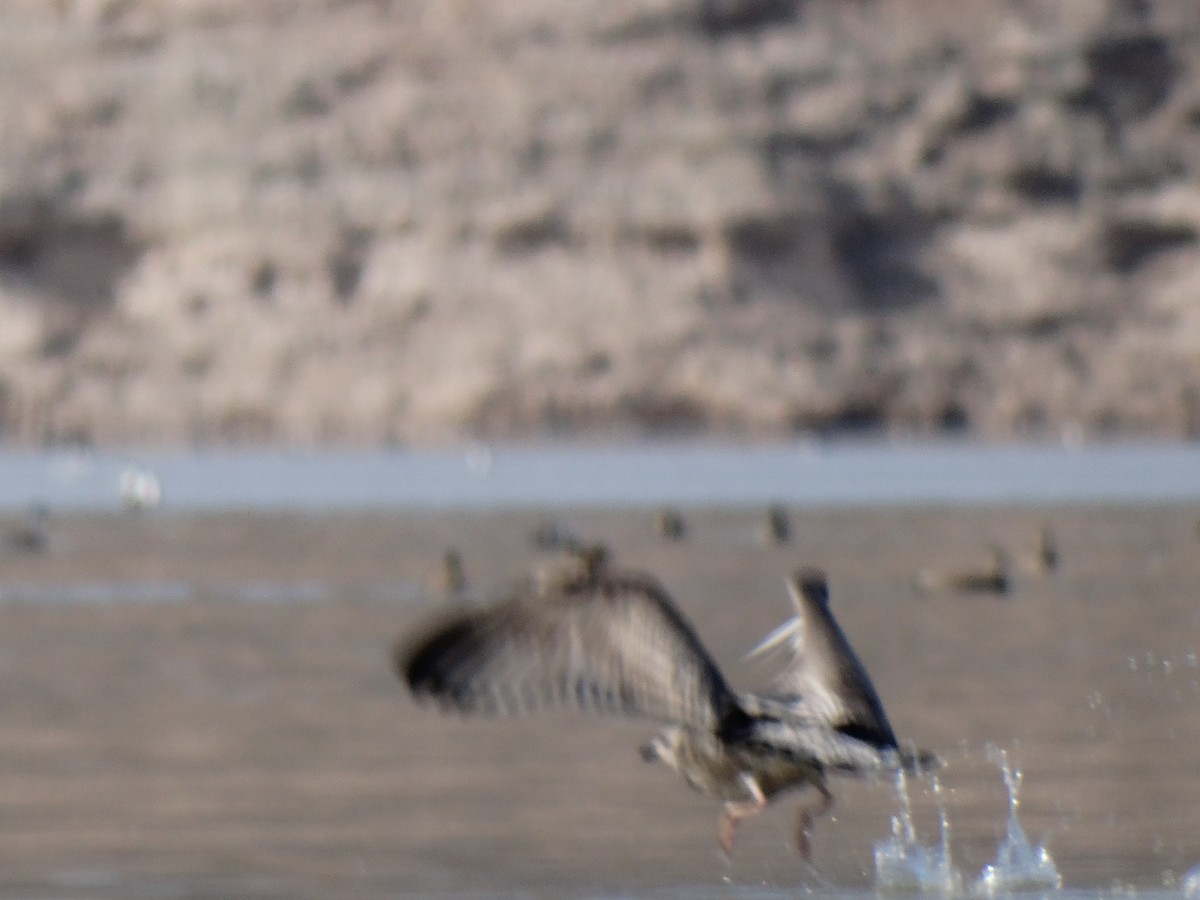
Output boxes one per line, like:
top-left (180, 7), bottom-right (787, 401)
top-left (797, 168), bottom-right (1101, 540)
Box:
top-left (118, 467), bottom-right (162, 512)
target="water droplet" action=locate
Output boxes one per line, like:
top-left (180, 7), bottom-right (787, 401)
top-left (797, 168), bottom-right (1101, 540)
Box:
top-left (1182, 863), bottom-right (1200, 896)
top-left (974, 748), bottom-right (1062, 893)
top-left (873, 770), bottom-right (964, 893)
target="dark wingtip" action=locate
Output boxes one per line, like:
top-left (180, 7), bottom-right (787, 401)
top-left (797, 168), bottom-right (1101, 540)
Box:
top-left (393, 615), bottom-right (477, 697)
top-left (792, 566), bottom-right (830, 606)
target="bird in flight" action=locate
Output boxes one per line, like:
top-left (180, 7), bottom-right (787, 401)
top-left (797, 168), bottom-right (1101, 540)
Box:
top-left (396, 563), bottom-right (937, 859)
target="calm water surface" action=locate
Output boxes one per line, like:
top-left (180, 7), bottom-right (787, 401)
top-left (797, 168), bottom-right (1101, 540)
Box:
top-left (0, 447), bottom-right (1198, 897)
top-left (1, 441), bottom-right (1200, 511)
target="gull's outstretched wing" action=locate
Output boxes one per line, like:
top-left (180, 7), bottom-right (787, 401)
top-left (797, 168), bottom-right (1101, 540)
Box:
top-left (397, 569), bottom-right (741, 732)
top-left (748, 567), bottom-right (898, 749)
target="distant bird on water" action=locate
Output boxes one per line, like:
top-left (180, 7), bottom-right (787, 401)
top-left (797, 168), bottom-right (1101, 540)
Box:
top-left (915, 545), bottom-right (1010, 596)
top-left (655, 507), bottom-right (687, 542)
top-left (532, 540), bottom-right (613, 593)
top-left (761, 504), bottom-right (791, 545)
top-left (530, 518), bottom-right (581, 552)
top-left (396, 564), bottom-right (938, 859)
top-left (3, 503), bottom-right (49, 554)
top-left (1012, 524), bottom-right (1058, 576)
top-left (437, 549), bottom-right (468, 597)
top-left (1034, 523), bottom-right (1058, 573)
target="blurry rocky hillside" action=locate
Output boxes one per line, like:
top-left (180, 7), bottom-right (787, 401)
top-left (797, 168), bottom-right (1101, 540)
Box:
top-left (1, 0), bottom-right (1199, 446)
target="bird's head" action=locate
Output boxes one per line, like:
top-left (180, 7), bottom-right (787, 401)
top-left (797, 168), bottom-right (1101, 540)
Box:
top-left (791, 567), bottom-right (830, 607)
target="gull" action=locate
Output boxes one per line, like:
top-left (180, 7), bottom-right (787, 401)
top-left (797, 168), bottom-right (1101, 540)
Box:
top-left (118, 466), bottom-right (162, 512)
top-left (396, 564), bottom-right (937, 859)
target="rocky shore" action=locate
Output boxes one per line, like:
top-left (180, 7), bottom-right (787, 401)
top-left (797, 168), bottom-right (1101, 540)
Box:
top-left (1, 0), bottom-right (1199, 446)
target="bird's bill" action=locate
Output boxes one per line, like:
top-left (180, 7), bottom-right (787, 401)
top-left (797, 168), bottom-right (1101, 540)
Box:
top-left (745, 616), bottom-right (800, 660)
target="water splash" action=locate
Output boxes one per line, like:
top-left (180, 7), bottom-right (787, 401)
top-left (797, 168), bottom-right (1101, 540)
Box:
top-left (873, 769), bottom-right (964, 894)
top-left (1182, 862), bottom-right (1200, 897)
top-left (974, 746), bottom-right (1062, 894)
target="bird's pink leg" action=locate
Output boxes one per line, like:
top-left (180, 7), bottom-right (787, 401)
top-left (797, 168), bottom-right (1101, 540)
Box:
top-left (718, 774), bottom-right (766, 857)
top-left (795, 782), bottom-right (835, 859)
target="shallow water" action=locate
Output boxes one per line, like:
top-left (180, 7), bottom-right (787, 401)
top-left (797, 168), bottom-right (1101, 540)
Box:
top-left (1, 505), bottom-right (1199, 897)
top-left (4, 442), bottom-right (1200, 512)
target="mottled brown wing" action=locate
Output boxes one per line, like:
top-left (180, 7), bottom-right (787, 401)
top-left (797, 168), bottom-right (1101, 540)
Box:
top-left (748, 567), bottom-right (898, 749)
top-left (397, 570), bottom-right (741, 732)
